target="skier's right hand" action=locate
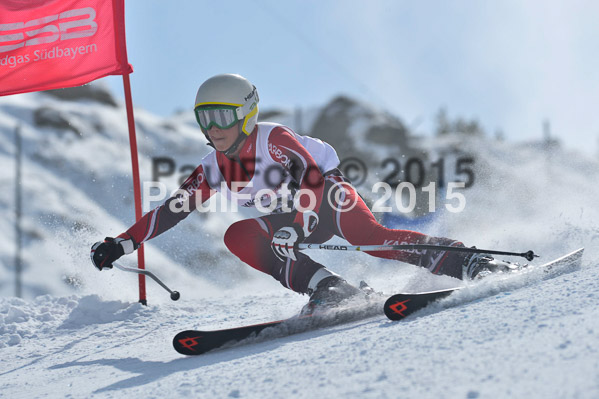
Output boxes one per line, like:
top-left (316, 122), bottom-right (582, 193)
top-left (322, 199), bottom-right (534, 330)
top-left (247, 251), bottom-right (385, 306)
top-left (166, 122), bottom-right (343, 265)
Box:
top-left (271, 225), bottom-right (303, 261)
top-left (90, 237), bottom-right (133, 270)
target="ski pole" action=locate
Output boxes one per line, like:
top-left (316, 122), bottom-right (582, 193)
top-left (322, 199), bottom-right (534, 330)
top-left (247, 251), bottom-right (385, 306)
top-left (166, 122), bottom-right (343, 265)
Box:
top-left (298, 243), bottom-right (538, 262)
top-left (113, 262), bottom-right (180, 301)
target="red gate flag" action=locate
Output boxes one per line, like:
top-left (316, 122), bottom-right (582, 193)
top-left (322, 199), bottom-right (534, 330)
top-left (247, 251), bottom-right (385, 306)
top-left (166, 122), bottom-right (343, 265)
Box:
top-left (1, 0), bottom-right (148, 302)
top-left (0, 0), bottom-right (132, 96)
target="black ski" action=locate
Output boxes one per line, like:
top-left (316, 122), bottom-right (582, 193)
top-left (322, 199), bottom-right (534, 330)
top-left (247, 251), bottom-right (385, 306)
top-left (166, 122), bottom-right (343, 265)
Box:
top-left (384, 247), bottom-right (584, 321)
top-left (174, 248), bottom-right (584, 355)
top-left (173, 300), bottom-right (383, 356)
top-left (173, 318), bottom-right (300, 356)
top-left (384, 288), bottom-right (457, 321)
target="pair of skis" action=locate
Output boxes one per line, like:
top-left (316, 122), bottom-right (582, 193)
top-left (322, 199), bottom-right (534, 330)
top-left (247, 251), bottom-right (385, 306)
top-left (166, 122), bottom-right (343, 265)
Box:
top-left (173, 247), bottom-right (584, 356)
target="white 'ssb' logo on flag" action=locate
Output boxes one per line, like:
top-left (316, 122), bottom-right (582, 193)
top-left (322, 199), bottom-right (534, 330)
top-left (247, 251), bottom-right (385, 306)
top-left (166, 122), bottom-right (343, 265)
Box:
top-left (0, 8), bottom-right (97, 53)
top-left (0, 0), bottom-right (131, 97)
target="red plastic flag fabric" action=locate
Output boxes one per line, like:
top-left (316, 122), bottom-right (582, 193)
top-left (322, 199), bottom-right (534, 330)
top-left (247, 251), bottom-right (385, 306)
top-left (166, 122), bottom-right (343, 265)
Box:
top-left (0, 0), bottom-right (132, 96)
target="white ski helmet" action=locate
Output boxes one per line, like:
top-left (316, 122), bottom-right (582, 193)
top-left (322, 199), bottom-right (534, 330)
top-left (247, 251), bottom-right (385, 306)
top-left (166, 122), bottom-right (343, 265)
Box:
top-left (194, 73), bottom-right (259, 136)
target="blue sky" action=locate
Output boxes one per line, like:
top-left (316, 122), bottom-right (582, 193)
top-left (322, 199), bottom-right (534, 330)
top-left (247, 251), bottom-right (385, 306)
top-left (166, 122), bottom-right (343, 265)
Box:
top-left (105, 0), bottom-right (599, 155)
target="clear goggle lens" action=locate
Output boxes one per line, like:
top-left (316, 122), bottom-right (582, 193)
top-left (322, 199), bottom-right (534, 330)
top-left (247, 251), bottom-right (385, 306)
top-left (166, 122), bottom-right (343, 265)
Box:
top-left (194, 106), bottom-right (239, 130)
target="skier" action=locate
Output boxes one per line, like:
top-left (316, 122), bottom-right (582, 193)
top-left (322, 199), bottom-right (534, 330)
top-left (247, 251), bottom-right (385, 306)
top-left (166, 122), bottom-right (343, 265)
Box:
top-left (91, 73), bottom-right (492, 310)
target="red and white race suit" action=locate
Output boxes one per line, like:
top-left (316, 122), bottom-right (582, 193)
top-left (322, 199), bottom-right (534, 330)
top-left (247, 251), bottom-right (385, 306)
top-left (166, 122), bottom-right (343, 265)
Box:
top-left (118, 123), bottom-right (467, 293)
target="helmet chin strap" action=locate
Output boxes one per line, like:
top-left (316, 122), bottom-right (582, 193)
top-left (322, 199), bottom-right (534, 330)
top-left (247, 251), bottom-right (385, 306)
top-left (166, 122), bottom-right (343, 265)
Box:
top-left (202, 121), bottom-right (247, 156)
top-left (223, 123), bottom-right (248, 157)
top-left (202, 132), bottom-right (215, 149)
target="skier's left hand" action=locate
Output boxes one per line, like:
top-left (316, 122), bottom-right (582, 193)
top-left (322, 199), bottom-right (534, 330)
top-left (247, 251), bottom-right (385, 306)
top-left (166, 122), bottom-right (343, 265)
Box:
top-left (271, 226), bottom-right (303, 261)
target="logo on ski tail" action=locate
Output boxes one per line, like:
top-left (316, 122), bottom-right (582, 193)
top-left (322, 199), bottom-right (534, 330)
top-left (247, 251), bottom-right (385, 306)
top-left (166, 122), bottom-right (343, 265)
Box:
top-left (178, 336), bottom-right (203, 351)
top-left (388, 299), bottom-right (411, 318)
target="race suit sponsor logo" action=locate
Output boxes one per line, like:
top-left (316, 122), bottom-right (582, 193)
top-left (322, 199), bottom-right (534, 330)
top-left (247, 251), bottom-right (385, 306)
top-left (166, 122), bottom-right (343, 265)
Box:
top-left (383, 240), bottom-right (424, 255)
top-left (268, 142), bottom-right (291, 169)
top-left (177, 171), bottom-right (205, 204)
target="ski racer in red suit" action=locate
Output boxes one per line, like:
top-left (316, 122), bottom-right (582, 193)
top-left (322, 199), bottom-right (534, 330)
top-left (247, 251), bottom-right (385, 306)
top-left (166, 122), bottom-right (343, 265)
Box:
top-left (91, 74), bottom-right (489, 309)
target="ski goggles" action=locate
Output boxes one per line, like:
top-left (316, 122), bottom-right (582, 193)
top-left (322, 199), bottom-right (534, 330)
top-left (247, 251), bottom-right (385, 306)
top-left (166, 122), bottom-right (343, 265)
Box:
top-left (194, 105), bottom-right (240, 130)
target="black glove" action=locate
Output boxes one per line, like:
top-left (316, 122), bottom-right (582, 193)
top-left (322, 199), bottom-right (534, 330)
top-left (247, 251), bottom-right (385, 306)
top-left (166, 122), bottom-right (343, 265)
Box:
top-left (90, 237), bottom-right (129, 270)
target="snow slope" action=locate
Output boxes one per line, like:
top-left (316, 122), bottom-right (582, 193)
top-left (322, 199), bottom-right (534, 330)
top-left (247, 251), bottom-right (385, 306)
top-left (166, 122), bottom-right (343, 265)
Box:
top-left (1, 84), bottom-right (599, 398)
top-left (0, 85), bottom-right (249, 300)
top-left (1, 258), bottom-right (598, 398)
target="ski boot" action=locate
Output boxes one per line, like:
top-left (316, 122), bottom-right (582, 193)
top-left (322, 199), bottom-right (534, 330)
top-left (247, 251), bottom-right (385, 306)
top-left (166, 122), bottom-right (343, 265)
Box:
top-left (463, 252), bottom-right (527, 280)
top-left (301, 276), bottom-right (363, 315)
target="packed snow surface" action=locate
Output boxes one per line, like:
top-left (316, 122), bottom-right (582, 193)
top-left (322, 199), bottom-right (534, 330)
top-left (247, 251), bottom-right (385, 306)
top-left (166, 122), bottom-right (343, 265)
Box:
top-left (1, 257), bottom-right (598, 398)
top-left (1, 87), bottom-right (599, 398)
